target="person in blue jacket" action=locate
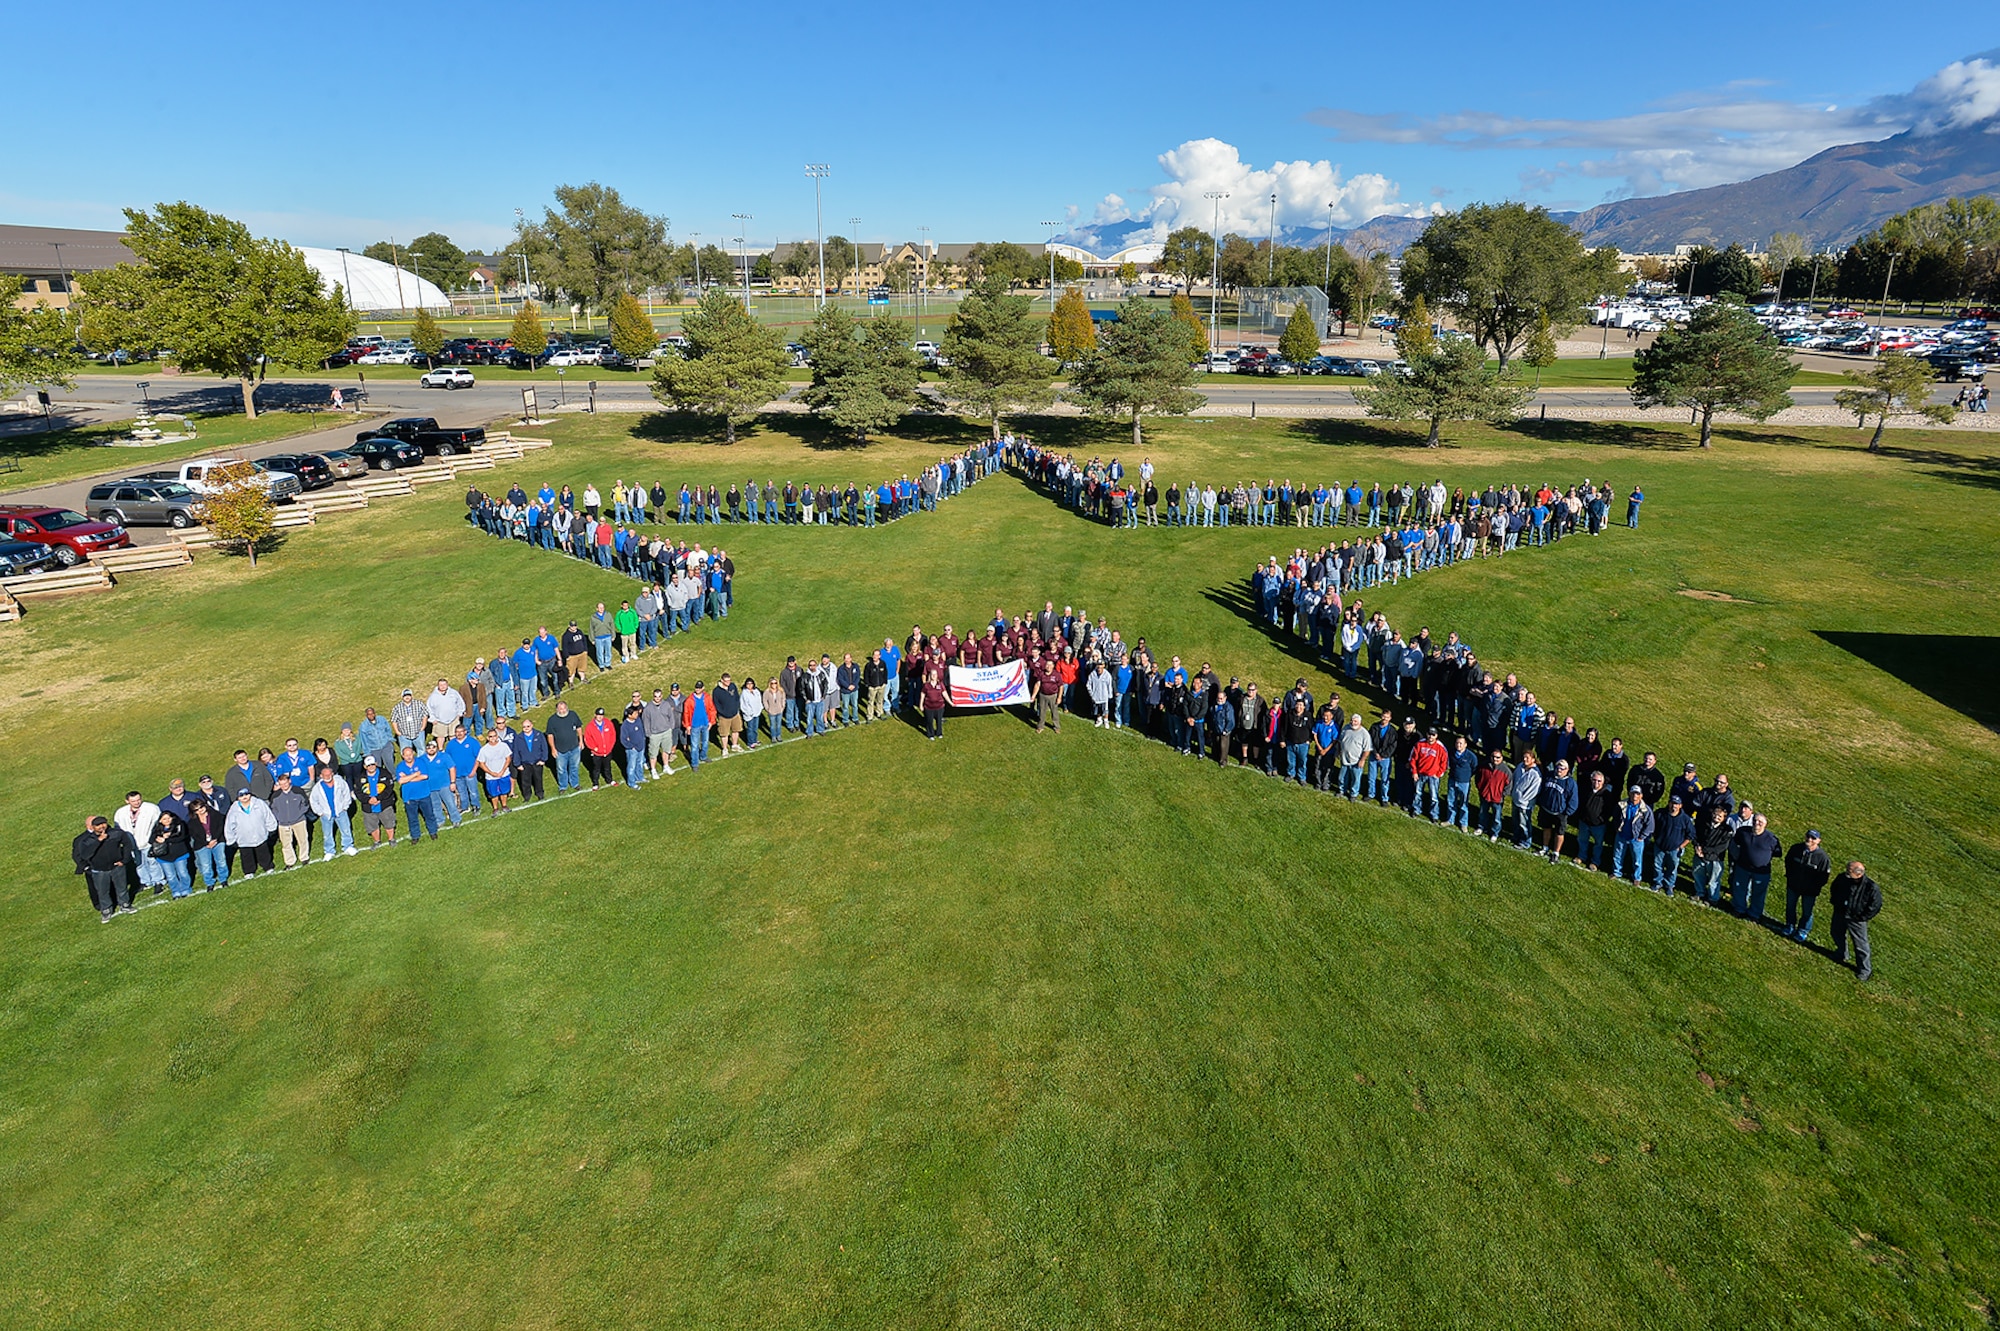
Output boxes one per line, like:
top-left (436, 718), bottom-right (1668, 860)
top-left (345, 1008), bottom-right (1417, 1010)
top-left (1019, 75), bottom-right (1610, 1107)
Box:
top-left (1446, 735), bottom-right (1477, 830)
top-left (512, 639), bottom-right (541, 710)
top-left (490, 651), bottom-right (515, 720)
top-left (1538, 758), bottom-right (1580, 863)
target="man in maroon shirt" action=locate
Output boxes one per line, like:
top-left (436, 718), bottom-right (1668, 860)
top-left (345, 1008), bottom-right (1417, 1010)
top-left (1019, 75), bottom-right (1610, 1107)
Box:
top-left (1033, 655), bottom-right (1064, 732)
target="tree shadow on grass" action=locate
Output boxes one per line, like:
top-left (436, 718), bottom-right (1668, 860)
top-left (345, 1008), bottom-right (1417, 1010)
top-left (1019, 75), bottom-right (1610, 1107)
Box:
top-left (1816, 631), bottom-right (2000, 732)
top-left (1868, 443), bottom-right (2000, 494)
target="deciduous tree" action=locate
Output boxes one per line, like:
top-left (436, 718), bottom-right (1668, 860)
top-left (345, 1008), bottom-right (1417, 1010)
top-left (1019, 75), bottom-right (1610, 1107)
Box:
top-left (939, 276), bottom-right (1055, 438)
top-left (1047, 285), bottom-right (1097, 365)
top-left (650, 288), bottom-right (787, 442)
top-left (1169, 293), bottom-right (1208, 362)
top-left (1353, 335), bottom-right (1533, 447)
top-left (1629, 297), bottom-right (1796, 447)
top-left (77, 202), bottom-right (352, 418)
top-left (192, 460), bottom-right (277, 566)
top-left (1399, 203), bottom-right (1619, 370)
top-left (0, 279), bottom-right (84, 397)
top-left (1066, 297), bottom-right (1207, 447)
top-left (1521, 311), bottom-right (1558, 389)
top-left (515, 183), bottom-right (674, 314)
top-left (1158, 227), bottom-right (1214, 293)
top-left (1395, 295), bottom-right (1435, 360)
top-left (1833, 352), bottom-right (1953, 452)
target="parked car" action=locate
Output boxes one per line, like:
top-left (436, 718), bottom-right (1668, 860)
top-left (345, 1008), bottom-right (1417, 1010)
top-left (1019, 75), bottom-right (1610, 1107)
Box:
top-left (0, 506), bottom-right (131, 565)
top-left (259, 453), bottom-right (336, 491)
top-left (137, 458), bottom-right (302, 501)
top-left (494, 349), bottom-right (545, 370)
top-left (0, 538), bottom-right (63, 577)
top-left (419, 367), bottom-right (476, 389)
top-left (350, 437), bottom-right (425, 470)
top-left (546, 349), bottom-right (600, 367)
top-left (598, 352), bottom-right (637, 371)
top-left (85, 480), bottom-right (202, 528)
top-left (322, 347), bottom-right (366, 368)
top-left (361, 416), bottom-right (487, 457)
top-left (318, 449), bottom-right (370, 480)
top-left (357, 348), bottom-right (419, 365)
top-left (913, 340), bottom-right (940, 359)
top-left (1201, 353), bottom-right (1234, 372)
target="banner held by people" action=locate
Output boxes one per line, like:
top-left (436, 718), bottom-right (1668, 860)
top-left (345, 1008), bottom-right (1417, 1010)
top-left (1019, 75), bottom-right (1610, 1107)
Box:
top-left (948, 661), bottom-right (1029, 708)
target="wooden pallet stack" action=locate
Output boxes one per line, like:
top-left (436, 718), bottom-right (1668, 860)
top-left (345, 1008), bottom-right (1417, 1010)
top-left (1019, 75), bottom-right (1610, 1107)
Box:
top-left (91, 543), bottom-right (195, 575)
top-left (2, 564), bottom-right (116, 599)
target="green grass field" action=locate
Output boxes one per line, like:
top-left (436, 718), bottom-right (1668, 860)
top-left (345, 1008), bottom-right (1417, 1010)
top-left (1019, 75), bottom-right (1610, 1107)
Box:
top-left (0, 410), bottom-right (359, 492)
top-left (1, 409), bottom-right (1996, 1327)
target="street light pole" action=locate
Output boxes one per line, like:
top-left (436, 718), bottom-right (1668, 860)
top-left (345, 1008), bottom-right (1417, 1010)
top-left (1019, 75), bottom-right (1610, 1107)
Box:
top-left (849, 217), bottom-right (861, 302)
top-left (732, 214), bottom-right (753, 310)
top-left (389, 235), bottom-right (407, 314)
top-left (1042, 220), bottom-right (1060, 310)
top-left (1878, 252), bottom-right (1901, 320)
top-left (1321, 203), bottom-right (1335, 334)
top-left (917, 224), bottom-right (929, 340)
top-left (514, 208), bottom-right (533, 301)
top-left (1204, 190), bottom-right (1229, 356)
top-left (805, 164), bottom-right (830, 307)
top-left (690, 233), bottom-right (700, 289)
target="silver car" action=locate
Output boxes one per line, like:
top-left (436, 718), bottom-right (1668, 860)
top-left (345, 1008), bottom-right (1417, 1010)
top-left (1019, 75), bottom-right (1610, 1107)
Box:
top-left (86, 480), bottom-right (202, 528)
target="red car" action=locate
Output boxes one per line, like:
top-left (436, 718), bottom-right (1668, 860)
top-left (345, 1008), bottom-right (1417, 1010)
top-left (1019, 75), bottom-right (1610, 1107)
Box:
top-left (0, 505), bottom-right (133, 566)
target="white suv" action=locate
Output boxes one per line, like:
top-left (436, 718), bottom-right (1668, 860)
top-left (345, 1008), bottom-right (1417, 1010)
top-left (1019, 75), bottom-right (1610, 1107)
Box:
top-left (546, 348), bottom-right (601, 367)
top-left (419, 367), bottom-right (476, 389)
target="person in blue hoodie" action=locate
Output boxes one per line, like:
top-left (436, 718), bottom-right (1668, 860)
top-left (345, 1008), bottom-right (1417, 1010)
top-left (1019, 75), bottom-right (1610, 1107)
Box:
top-left (1649, 794), bottom-right (1694, 895)
top-left (512, 638), bottom-right (541, 710)
top-left (490, 651), bottom-right (516, 720)
top-left (1538, 758), bottom-right (1580, 863)
top-left (1445, 735), bottom-right (1477, 830)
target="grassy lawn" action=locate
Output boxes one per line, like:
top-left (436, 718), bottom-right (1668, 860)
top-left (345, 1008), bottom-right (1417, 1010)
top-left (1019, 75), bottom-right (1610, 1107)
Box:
top-left (1, 411), bottom-right (1996, 1326)
top-left (0, 411), bottom-right (349, 492)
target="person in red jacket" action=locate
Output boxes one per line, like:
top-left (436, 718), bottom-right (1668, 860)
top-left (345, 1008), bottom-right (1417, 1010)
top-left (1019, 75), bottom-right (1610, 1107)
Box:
top-left (1410, 727), bottom-right (1449, 822)
top-left (1474, 748), bottom-right (1513, 842)
top-left (682, 684), bottom-right (716, 767)
top-left (581, 707), bottom-right (618, 789)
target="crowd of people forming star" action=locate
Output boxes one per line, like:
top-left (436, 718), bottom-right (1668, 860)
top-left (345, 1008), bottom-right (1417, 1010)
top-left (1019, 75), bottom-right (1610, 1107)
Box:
top-left (69, 438), bottom-right (1882, 979)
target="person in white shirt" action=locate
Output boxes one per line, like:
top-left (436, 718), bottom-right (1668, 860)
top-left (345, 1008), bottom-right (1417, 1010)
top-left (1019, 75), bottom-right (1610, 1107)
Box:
top-left (114, 791), bottom-right (164, 893)
top-left (426, 678), bottom-right (466, 738)
top-left (476, 732), bottom-right (514, 813)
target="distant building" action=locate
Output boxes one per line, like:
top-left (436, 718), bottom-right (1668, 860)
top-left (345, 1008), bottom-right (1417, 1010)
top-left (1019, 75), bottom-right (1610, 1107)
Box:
top-left (1, 224), bottom-right (134, 310)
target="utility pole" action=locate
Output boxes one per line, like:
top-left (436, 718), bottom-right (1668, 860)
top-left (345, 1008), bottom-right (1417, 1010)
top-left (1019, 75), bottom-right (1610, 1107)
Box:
top-left (1042, 220), bottom-right (1061, 310)
top-left (805, 164), bottom-right (830, 306)
top-left (1878, 252), bottom-right (1901, 320)
top-left (1204, 190), bottom-right (1229, 355)
top-left (390, 235), bottom-right (407, 314)
top-left (732, 214), bottom-right (753, 310)
top-left (690, 233), bottom-right (700, 289)
top-left (336, 246), bottom-right (355, 312)
top-left (1321, 203), bottom-right (1335, 336)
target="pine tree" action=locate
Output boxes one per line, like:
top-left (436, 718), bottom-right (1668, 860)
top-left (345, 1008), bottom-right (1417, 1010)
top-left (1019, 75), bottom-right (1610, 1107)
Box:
top-left (410, 308), bottom-right (446, 367)
top-left (1279, 300), bottom-right (1320, 364)
top-left (1047, 285), bottom-right (1097, 366)
top-left (940, 277), bottom-right (1055, 439)
top-left (608, 291), bottom-right (656, 360)
top-left (1395, 295), bottom-right (1436, 361)
top-left (1833, 353), bottom-right (1954, 452)
top-left (509, 300), bottom-right (548, 359)
top-left (1630, 297), bottom-right (1796, 447)
top-left (1067, 298), bottom-right (1208, 447)
top-left (650, 288), bottom-right (788, 442)
top-left (1353, 336), bottom-right (1533, 446)
top-left (800, 306), bottom-right (919, 441)
top-left (1169, 292), bottom-right (1209, 363)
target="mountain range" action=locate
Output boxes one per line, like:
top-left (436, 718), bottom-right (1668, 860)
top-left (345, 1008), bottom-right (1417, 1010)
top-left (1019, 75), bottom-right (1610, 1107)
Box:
top-left (1059, 120), bottom-right (1999, 260)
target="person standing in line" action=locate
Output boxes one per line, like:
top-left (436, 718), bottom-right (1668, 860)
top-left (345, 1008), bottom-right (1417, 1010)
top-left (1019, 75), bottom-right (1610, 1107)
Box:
top-left (356, 756), bottom-right (398, 850)
top-left (269, 774), bottom-right (312, 869)
top-left (1731, 812), bottom-right (1781, 923)
top-left (1538, 758), bottom-right (1579, 863)
top-left (1409, 727), bottom-right (1447, 819)
top-left (1573, 769), bottom-right (1618, 871)
top-left (1087, 661), bottom-right (1115, 728)
top-left (545, 700), bottom-right (584, 793)
top-left (582, 708), bottom-right (618, 789)
top-left (1690, 802), bottom-right (1732, 906)
top-left (1650, 794), bottom-right (1693, 896)
top-left (74, 816), bottom-right (140, 919)
top-left (148, 812), bottom-right (194, 899)
top-left (739, 676), bottom-right (764, 749)
top-left (1445, 734), bottom-right (1476, 830)
top-left (1829, 861), bottom-right (1882, 980)
top-left (712, 674), bottom-right (744, 755)
top-left (478, 729), bottom-right (516, 811)
top-left (185, 797), bottom-right (227, 891)
top-left (1782, 829), bottom-right (1832, 943)
top-left (1474, 747), bottom-right (1510, 840)
top-left (683, 683), bottom-right (715, 768)
top-left (862, 650), bottom-right (889, 722)
top-left (225, 788), bottom-right (279, 877)
top-left (614, 600), bottom-right (640, 663)
top-left (511, 716), bottom-right (550, 802)
top-left (921, 662), bottom-right (948, 740)
top-left (642, 688), bottom-right (679, 778)
top-left (114, 789), bottom-right (163, 896)
top-left (309, 765), bottom-right (358, 859)
top-left (1609, 786), bottom-right (1655, 883)
top-left (761, 677), bottom-right (785, 745)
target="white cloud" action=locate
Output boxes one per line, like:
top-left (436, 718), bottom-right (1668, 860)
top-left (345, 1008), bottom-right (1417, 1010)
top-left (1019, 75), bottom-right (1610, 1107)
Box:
top-left (1065, 138), bottom-right (1437, 248)
top-left (1308, 51), bottom-right (2000, 201)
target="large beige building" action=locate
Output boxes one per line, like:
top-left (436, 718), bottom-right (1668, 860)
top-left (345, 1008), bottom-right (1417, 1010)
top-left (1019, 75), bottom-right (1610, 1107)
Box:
top-left (2, 224), bottom-right (135, 310)
top-left (766, 240), bottom-right (1032, 294)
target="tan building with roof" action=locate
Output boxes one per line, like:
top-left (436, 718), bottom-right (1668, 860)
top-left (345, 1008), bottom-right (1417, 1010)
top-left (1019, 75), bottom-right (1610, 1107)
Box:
top-left (2, 224), bottom-right (136, 310)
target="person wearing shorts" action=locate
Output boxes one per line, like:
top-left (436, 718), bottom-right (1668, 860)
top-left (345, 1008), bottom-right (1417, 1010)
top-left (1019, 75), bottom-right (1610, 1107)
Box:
top-left (477, 731), bottom-right (514, 813)
top-left (358, 757), bottom-right (398, 848)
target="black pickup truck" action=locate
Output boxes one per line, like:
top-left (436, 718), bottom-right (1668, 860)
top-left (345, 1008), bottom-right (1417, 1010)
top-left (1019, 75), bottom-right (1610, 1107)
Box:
top-left (358, 416), bottom-right (487, 457)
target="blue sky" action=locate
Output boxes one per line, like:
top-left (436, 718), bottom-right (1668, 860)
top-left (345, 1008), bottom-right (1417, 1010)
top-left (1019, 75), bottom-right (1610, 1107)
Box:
top-left (7, 4), bottom-right (1992, 253)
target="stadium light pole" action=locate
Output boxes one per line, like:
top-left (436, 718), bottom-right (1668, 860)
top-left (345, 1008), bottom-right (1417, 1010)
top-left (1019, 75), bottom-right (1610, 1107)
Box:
top-left (389, 236), bottom-right (407, 314)
top-left (1267, 191), bottom-right (1278, 284)
top-left (1205, 190), bottom-right (1229, 355)
top-left (336, 246), bottom-right (355, 312)
top-left (1878, 251), bottom-right (1901, 320)
top-left (805, 164), bottom-right (830, 307)
top-left (732, 214), bottom-right (752, 310)
top-left (513, 209), bottom-right (533, 302)
top-left (917, 224), bottom-right (930, 338)
top-left (690, 233), bottom-right (700, 289)
top-left (1322, 203), bottom-right (1335, 335)
top-left (850, 217), bottom-right (861, 303)
top-left (1042, 221), bottom-right (1060, 310)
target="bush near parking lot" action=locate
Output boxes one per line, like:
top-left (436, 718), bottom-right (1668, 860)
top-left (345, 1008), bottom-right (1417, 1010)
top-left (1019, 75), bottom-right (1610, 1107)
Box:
top-left (191, 460), bottom-right (277, 565)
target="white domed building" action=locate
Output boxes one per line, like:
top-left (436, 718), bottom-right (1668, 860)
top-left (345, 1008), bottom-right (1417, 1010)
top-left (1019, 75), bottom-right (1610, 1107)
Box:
top-left (295, 246), bottom-right (450, 312)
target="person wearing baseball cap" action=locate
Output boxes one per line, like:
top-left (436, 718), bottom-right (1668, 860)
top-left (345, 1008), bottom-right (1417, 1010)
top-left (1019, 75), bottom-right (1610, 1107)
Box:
top-left (357, 754), bottom-right (398, 850)
top-left (1782, 828), bottom-right (1833, 943)
top-left (1611, 785), bottom-right (1656, 884)
top-left (1651, 794), bottom-right (1695, 896)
